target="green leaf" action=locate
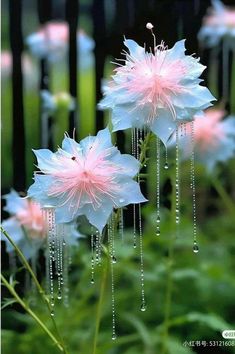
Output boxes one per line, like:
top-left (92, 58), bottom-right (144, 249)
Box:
top-left (167, 336), bottom-right (194, 354)
top-left (1, 298), bottom-right (17, 310)
top-left (122, 313), bottom-right (153, 347)
top-left (170, 312), bottom-right (231, 331)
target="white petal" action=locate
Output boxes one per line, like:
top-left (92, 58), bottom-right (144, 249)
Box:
top-left (150, 110), bottom-right (177, 146)
top-left (3, 189), bottom-right (27, 215)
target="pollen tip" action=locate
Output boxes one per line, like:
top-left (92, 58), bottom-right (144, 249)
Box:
top-left (146, 22), bottom-right (154, 30)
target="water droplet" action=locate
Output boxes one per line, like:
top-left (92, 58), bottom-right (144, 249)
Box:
top-left (112, 334), bottom-right (117, 340)
top-left (156, 215), bottom-right (160, 223)
top-left (133, 243), bottom-right (137, 248)
top-left (51, 310), bottom-right (55, 317)
top-left (112, 256), bottom-right (117, 264)
top-left (63, 240), bottom-right (66, 246)
top-left (156, 230), bottom-right (160, 237)
top-left (91, 278), bottom-right (94, 284)
top-left (140, 303), bottom-right (146, 312)
top-left (193, 244), bottom-right (199, 253)
top-left (164, 162), bottom-right (169, 170)
top-left (119, 198), bottom-right (125, 203)
top-left (57, 291), bottom-right (62, 300)
top-left (119, 208), bottom-right (124, 242)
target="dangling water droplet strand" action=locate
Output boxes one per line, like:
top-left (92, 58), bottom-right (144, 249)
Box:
top-left (164, 146), bottom-right (169, 170)
top-left (190, 121), bottom-right (199, 253)
top-left (90, 228), bottom-right (95, 284)
top-left (95, 230), bottom-right (101, 265)
top-left (175, 127), bottom-right (180, 226)
top-left (135, 128), bottom-right (146, 311)
top-left (111, 212), bottom-right (117, 264)
top-left (183, 122), bottom-right (187, 136)
top-left (132, 128), bottom-right (137, 248)
top-left (43, 208), bottom-right (50, 295)
top-left (138, 203), bottom-right (146, 312)
top-left (156, 137), bottom-right (161, 237)
top-left (119, 208), bottom-right (124, 242)
top-left (63, 225), bottom-right (70, 307)
top-left (56, 224), bottom-right (64, 300)
top-left (44, 207), bottom-right (56, 308)
top-left (108, 214), bottom-right (117, 340)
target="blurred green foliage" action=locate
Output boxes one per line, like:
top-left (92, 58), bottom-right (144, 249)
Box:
top-left (2, 202), bottom-right (235, 354)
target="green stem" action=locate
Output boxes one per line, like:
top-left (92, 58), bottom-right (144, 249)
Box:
top-left (139, 132), bottom-right (153, 168)
top-left (161, 174), bottom-right (176, 354)
top-left (1, 274), bottom-right (64, 352)
top-left (1, 226), bottom-right (68, 354)
top-left (92, 258), bottom-right (108, 354)
top-left (211, 177), bottom-right (235, 216)
top-left (1, 227), bottom-right (43, 294)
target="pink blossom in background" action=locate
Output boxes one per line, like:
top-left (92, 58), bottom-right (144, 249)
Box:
top-left (26, 21), bottom-right (94, 67)
top-left (193, 109), bottom-right (226, 151)
top-left (1, 51), bottom-right (12, 78)
top-left (1, 190), bottom-right (46, 258)
top-left (198, 0), bottom-right (235, 47)
top-left (16, 200), bottom-right (45, 239)
top-left (1, 189), bottom-right (81, 258)
top-left (1, 50), bottom-right (35, 86)
top-left (175, 108), bottom-right (235, 172)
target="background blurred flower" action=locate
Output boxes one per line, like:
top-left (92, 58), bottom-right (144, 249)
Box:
top-left (77, 29), bottom-right (95, 70)
top-left (1, 189), bottom-right (81, 258)
top-left (1, 189), bottom-right (46, 259)
top-left (26, 21), bottom-right (94, 68)
top-left (173, 108), bottom-right (235, 172)
top-left (28, 128), bottom-right (147, 232)
top-left (41, 90), bottom-right (75, 114)
top-left (198, 0), bottom-right (235, 47)
top-left (1, 50), bottom-right (36, 88)
top-left (99, 38), bottom-right (215, 145)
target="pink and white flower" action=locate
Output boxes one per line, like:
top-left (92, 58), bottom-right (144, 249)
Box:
top-left (2, 189), bottom-right (81, 258)
top-left (28, 128), bottom-right (147, 232)
top-left (26, 21), bottom-right (94, 67)
top-left (1, 50), bottom-right (36, 87)
top-left (99, 37), bottom-right (215, 145)
top-left (198, 0), bottom-right (235, 47)
top-left (175, 108), bottom-right (235, 172)
top-left (1, 190), bottom-right (46, 258)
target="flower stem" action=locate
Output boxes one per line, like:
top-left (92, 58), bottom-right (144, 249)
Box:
top-left (139, 131), bottom-right (153, 168)
top-left (1, 274), bottom-right (64, 352)
top-left (161, 174), bottom-right (176, 354)
top-left (92, 257), bottom-right (108, 354)
top-left (1, 226), bottom-right (68, 354)
top-left (211, 177), bottom-right (235, 216)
